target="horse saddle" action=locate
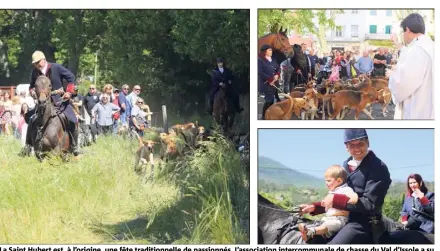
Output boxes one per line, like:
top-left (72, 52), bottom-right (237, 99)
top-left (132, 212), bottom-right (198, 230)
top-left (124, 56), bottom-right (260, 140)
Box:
top-left (275, 214), bottom-right (319, 244)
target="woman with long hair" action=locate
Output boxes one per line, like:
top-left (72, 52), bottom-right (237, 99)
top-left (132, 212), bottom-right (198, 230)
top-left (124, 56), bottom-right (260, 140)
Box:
top-left (2, 92), bottom-right (12, 110)
top-left (400, 174), bottom-right (434, 234)
top-left (101, 84), bottom-right (114, 102)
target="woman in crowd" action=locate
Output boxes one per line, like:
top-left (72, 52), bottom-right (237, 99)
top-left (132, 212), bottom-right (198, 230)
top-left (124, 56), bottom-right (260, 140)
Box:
top-left (131, 97), bottom-right (151, 137)
top-left (400, 174), bottom-right (434, 234)
top-left (101, 84), bottom-right (114, 102)
top-left (2, 92), bottom-right (12, 110)
top-left (18, 103), bottom-right (29, 146)
top-left (10, 96), bottom-right (22, 138)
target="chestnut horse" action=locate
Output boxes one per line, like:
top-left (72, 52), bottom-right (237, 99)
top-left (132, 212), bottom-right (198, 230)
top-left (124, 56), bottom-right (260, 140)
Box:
top-left (258, 28), bottom-right (294, 64)
top-left (28, 75), bottom-right (71, 161)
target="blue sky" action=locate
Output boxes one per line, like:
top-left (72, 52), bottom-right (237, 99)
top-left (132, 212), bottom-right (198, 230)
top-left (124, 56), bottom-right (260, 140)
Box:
top-left (258, 129), bottom-right (435, 182)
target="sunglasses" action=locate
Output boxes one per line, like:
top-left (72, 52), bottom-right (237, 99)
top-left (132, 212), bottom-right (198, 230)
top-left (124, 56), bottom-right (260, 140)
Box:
top-left (137, 101), bottom-right (144, 104)
top-left (123, 88), bottom-right (128, 90)
top-left (89, 88), bottom-right (95, 90)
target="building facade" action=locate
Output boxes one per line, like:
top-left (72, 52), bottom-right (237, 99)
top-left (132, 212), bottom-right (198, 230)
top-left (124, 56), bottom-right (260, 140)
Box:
top-left (324, 9), bottom-right (367, 52)
top-left (320, 9), bottom-right (434, 53)
top-left (287, 9), bottom-right (434, 55)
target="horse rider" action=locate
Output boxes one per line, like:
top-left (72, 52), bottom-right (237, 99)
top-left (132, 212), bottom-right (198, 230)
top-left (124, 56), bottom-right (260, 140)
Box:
top-left (22, 50), bottom-right (80, 156)
top-left (207, 57), bottom-right (244, 115)
top-left (320, 129), bottom-right (392, 244)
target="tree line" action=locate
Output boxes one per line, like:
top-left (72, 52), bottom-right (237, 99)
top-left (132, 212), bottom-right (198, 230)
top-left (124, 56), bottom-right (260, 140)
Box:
top-left (0, 10), bottom-right (250, 115)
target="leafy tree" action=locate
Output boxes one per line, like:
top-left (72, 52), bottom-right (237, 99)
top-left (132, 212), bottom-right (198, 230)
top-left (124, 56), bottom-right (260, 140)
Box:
top-left (0, 9), bottom-right (249, 119)
top-left (383, 193), bottom-right (405, 222)
top-left (0, 10), bottom-right (55, 82)
top-left (50, 10), bottom-right (107, 76)
top-left (258, 9), bottom-right (342, 53)
top-left (394, 9), bottom-right (435, 41)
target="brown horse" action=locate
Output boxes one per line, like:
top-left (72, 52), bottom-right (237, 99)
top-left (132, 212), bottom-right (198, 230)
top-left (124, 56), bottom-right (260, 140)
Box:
top-left (29, 76), bottom-right (70, 161)
top-left (258, 28), bottom-right (294, 63)
top-left (212, 82), bottom-right (235, 138)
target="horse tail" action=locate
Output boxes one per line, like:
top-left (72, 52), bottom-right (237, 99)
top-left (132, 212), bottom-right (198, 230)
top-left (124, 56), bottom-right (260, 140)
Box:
top-left (278, 93), bottom-right (294, 116)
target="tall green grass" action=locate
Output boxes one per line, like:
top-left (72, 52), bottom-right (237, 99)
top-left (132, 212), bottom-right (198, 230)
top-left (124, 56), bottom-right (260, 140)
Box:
top-left (0, 130), bottom-right (249, 244)
top-left (158, 132), bottom-right (249, 244)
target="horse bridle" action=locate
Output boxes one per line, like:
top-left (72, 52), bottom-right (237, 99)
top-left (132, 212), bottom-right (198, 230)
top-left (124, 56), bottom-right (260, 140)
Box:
top-left (275, 33), bottom-right (291, 55)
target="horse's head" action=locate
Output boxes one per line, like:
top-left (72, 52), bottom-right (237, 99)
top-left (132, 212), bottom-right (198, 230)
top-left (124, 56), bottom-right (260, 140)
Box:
top-left (259, 28), bottom-right (294, 58)
top-left (35, 76), bottom-right (53, 126)
top-left (274, 28), bottom-right (294, 58)
top-left (35, 76), bottom-right (52, 104)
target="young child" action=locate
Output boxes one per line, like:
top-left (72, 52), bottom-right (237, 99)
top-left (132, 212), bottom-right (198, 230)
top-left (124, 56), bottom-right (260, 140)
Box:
top-left (328, 60), bottom-right (340, 82)
top-left (298, 165), bottom-right (358, 241)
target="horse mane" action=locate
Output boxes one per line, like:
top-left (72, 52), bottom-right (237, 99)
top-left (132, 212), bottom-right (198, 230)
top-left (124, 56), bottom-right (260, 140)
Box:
top-left (260, 31), bottom-right (288, 39)
top-left (258, 194), bottom-right (282, 209)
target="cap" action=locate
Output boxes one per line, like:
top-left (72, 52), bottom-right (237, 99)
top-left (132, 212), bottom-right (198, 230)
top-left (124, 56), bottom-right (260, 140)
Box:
top-left (216, 57), bottom-right (224, 63)
top-left (32, 51), bottom-right (46, 64)
top-left (260, 44), bottom-right (271, 52)
top-left (113, 88), bottom-right (119, 93)
top-left (344, 129), bottom-right (368, 143)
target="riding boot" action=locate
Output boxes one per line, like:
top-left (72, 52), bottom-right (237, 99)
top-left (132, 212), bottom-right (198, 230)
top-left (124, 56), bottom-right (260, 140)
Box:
top-left (19, 124), bottom-right (33, 156)
top-left (261, 101), bottom-right (273, 120)
top-left (207, 88), bottom-right (217, 115)
top-left (19, 115), bottom-right (35, 156)
top-left (68, 121), bottom-right (80, 156)
top-left (230, 90), bottom-right (244, 113)
top-left (235, 99), bottom-right (244, 113)
top-left (207, 98), bottom-right (214, 115)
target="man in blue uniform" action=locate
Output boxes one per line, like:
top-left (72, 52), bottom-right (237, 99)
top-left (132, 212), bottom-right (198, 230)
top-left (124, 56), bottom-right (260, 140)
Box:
top-left (23, 50), bottom-right (80, 156)
top-left (207, 58), bottom-right (244, 115)
top-left (319, 129), bottom-right (392, 244)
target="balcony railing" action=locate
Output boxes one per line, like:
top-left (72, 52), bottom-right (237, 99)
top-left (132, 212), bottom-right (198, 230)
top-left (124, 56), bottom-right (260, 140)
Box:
top-left (365, 33), bottom-right (392, 40)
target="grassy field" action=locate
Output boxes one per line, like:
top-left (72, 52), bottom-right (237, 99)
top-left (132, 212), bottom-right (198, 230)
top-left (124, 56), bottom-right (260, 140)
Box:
top-left (0, 129), bottom-right (249, 244)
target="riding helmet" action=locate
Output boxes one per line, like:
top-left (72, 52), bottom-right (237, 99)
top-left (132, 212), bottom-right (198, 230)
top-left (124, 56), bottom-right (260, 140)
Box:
top-left (344, 129), bottom-right (368, 143)
top-left (260, 44), bottom-right (271, 52)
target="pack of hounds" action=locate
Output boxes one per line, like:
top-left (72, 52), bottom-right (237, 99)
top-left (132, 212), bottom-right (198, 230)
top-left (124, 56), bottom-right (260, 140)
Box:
top-left (121, 121), bottom-right (209, 173)
top-left (265, 74), bottom-right (392, 120)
